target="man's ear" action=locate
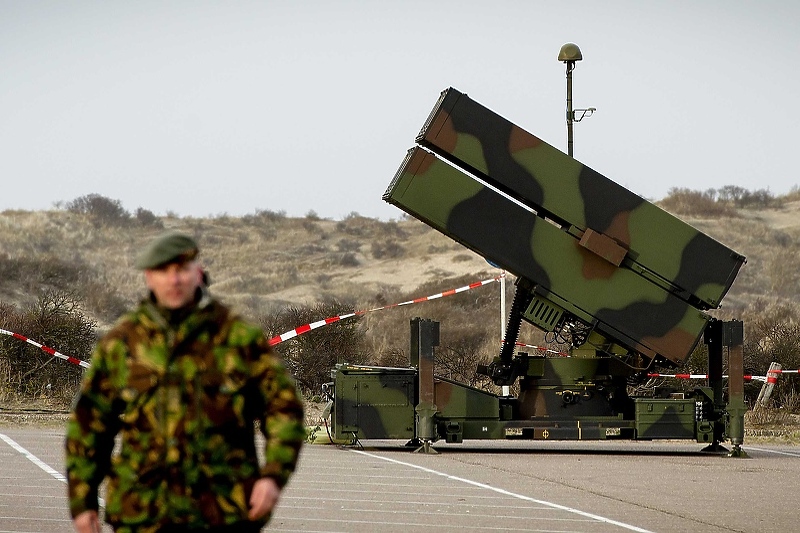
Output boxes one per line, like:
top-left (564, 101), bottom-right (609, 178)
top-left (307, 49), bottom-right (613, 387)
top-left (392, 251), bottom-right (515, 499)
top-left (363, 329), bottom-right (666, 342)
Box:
top-left (143, 269), bottom-right (154, 290)
top-left (194, 263), bottom-right (204, 285)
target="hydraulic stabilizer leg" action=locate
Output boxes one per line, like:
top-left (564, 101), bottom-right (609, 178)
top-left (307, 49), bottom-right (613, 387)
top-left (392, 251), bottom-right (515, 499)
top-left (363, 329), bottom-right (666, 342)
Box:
top-left (702, 320), bottom-right (728, 453)
top-left (412, 318), bottom-right (440, 454)
top-left (725, 320), bottom-right (748, 458)
top-left (702, 319), bottom-right (748, 457)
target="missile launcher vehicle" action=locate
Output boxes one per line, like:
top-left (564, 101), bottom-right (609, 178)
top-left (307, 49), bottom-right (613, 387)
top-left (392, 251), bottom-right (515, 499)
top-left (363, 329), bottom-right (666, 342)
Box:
top-left (326, 88), bottom-right (747, 454)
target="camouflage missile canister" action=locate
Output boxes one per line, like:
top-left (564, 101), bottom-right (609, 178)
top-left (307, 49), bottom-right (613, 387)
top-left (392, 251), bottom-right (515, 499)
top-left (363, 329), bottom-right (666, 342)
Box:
top-left (384, 88), bottom-right (745, 365)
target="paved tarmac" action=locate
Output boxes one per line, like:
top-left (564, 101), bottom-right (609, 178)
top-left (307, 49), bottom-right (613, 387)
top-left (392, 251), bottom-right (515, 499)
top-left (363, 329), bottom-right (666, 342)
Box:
top-left (0, 426), bottom-right (797, 532)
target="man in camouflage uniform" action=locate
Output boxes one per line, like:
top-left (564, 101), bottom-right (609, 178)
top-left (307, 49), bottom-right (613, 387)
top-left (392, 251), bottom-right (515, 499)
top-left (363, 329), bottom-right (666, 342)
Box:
top-left (66, 232), bottom-right (305, 532)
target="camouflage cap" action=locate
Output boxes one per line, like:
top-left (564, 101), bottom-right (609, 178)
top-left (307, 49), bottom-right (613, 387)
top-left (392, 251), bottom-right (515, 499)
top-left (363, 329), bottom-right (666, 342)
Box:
top-left (135, 231), bottom-right (199, 270)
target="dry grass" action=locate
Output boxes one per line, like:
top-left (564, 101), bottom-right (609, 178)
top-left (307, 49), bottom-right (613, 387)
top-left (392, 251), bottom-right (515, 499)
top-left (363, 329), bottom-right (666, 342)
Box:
top-left (0, 209), bottom-right (486, 328)
top-left (2, 194), bottom-right (800, 334)
top-left (2, 192), bottom-right (800, 399)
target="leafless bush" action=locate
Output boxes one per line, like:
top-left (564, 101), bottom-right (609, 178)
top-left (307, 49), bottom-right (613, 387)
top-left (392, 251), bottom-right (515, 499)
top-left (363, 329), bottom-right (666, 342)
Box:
top-left (0, 290), bottom-right (96, 407)
top-left (244, 209), bottom-right (287, 223)
top-left (377, 347), bottom-right (407, 367)
top-left (659, 300), bottom-right (800, 409)
top-left (337, 252), bottom-right (360, 267)
top-left (779, 389), bottom-right (800, 412)
top-left (736, 188), bottom-right (782, 209)
top-left (661, 185), bottom-right (787, 215)
top-left (134, 207), bottom-right (163, 228)
top-left (659, 188), bottom-right (738, 217)
top-left (301, 219), bottom-right (320, 233)
top-left (240, 209), bottom-right (287, 240)
top-left (359, 274), bottom-right (506, 392)
top-left (436, 330), bottom-right (493, 387)
top-left (65, 194), bottom-right (132, 227)
top-left (371, 240), bottom-right (405, 260)
top-left (336, 239), bottom-right (362, 253)
top-left (261, 300), bottom-right (369, 396)
top-left (743, 301), bottom-right (800, 406)
top-left (336, 217), bottom-right (367, 237)
top-left (376, 220), bottom-right (410, 240)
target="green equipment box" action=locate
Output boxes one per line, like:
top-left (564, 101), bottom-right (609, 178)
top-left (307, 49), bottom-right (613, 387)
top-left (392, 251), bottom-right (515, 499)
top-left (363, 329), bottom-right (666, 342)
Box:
top-left (634, 398), bottom-right (696, 439)
top-left (332, 366), bottom-right (416, 440)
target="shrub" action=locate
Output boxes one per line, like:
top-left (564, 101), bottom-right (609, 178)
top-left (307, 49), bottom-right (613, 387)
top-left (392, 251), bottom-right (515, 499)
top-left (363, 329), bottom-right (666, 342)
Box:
top-left (134, 207), bottom-right (163, 228)
top-left (336, 217), bottom-right (366, 237)
top-left (0, 290), bottom-right (96, 407)
top-left (338, 252), bottom-right (360, 267)
top-left (65, 194), bottom-right (132, 226)
top-left (743, 301), bottom-right (800, 406)
top-left (336, 239), bottom-right (362, 253)
top-left (261, 301), bottom-right (369, 395)
top-left (659, 188), bottom-right (737, 217)
top-left (371, 240), bottom-right (405, 259)
top-left (736, 188), bottom-right (781, 209)
top-left (649, 300), bottom-right (800, 409)
top-left (243, 209), bottom-right (286, 223)
top-left (301, 219), bottom-right (320, 233)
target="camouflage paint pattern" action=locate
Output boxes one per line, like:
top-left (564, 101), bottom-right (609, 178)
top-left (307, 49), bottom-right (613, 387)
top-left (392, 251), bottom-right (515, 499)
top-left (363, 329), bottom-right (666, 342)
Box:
top-left (516, 356), bottom-right (633, 420)
top-left (416, 88), bottom-right (744, 310)
top-left (65, 296), bottom-right (305, 530)
top-left (385, 88), bottom-right (746, 365)
top-left (329, 365), bottom-right (416, 440)
top-left (327, 90), bottom-right (745, 447)
top-left (331, 361), bottom-right (722, 443)
top-left (434, 377), bottom-right (500, 420)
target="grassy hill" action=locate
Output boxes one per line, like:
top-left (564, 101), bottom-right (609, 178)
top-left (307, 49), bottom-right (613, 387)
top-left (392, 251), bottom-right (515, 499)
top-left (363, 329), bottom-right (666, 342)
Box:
top-left (0, 208), bottom-right (496, 327)
top-left (3, 194), bottom-right (799, 323)
top-left (1, 190), bottom-right (800, 409)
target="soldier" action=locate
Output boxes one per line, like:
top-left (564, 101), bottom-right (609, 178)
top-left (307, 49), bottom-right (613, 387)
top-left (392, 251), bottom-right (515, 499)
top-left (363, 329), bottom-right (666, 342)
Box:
top-left (65, 231), bottom-right (305, 533)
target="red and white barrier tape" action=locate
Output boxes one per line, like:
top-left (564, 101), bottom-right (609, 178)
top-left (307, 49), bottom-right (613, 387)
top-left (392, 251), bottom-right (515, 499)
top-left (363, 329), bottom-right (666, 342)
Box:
top-left (647, 373), bottom-right (767, 383)
top-left (1, 275), bottom-right (503, 367)
top-left (756, 367), bottom-right (799, 384)
top-left (267, 275), bottom-right (502, 346)
top-left (0, 328), bottom-right (90, 369)
top-left (509, 341), bottom-right (569, 357)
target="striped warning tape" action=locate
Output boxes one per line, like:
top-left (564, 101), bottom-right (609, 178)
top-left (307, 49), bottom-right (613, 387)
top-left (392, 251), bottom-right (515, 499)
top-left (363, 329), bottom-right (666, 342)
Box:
top-left (767, 368), bottom-right (800, 383)
top-left (511, 341), bottom-right (569, 357)
top-left (0, 275), bottom-right (503, 368)
top-left (0, 328), bottom-right (90, 369)
top-left (267, 275), bottom-right (503, 346)
top-left (760, 367), bottom-right (798, 384)
top-left (646, 373), bottom-right (767, 383)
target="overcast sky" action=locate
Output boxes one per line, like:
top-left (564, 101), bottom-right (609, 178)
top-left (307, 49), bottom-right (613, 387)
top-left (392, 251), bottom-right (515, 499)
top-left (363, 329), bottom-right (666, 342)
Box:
top-left (2, 1), bottom-right (798, 220)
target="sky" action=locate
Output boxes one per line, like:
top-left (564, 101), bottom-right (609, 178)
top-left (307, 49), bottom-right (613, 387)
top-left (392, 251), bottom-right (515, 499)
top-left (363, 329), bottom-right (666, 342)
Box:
top-left (2, 1), bottom-right (798, 221)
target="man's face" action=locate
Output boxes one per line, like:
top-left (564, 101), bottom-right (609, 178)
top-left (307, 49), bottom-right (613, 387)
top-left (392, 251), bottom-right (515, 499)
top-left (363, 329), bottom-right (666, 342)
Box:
top-left (144, 260), bottom-right (202, 309)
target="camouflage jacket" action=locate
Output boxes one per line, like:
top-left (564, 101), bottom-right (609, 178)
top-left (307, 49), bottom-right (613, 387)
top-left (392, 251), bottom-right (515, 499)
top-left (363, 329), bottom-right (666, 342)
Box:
top-left (65, 293), bottom-right (305, 530)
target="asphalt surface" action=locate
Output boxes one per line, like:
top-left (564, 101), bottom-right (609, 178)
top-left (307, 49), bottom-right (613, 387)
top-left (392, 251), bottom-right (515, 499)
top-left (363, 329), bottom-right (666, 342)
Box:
top-left (0, 426), bottom-right (797, 532)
